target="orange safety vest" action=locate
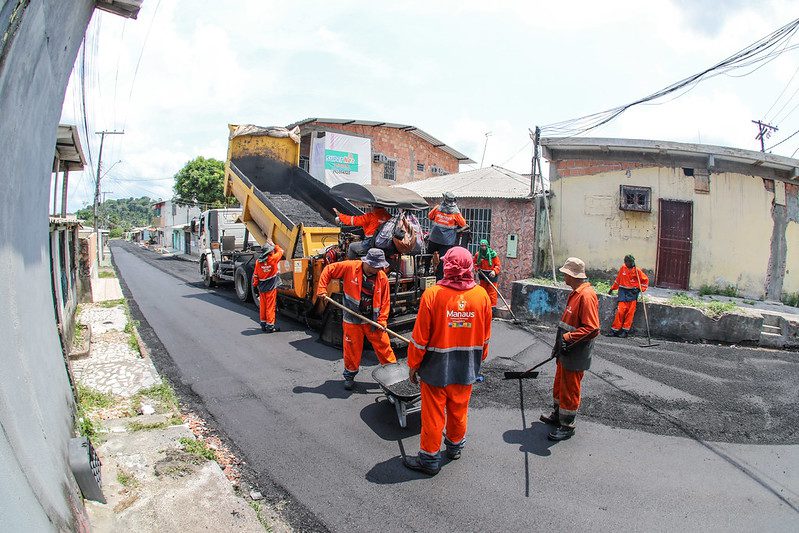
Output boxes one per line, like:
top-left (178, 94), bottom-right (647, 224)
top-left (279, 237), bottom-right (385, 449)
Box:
top-left (427, 206), bottom-right (467, 246)
top-left (473, 253), bottom-right (501, 277)
top-left (317, 260), bottom-right (390, 325)
top-left (252, 245), bottom-right (284, 292)
top-left (338, 208), bottom-right (391, 238)
top-left (611, 265), bottom-right (649, 302)
top-left (560, 282), bottom-right (600, 344)
top-left (407, 285), bottom-right (492, 387)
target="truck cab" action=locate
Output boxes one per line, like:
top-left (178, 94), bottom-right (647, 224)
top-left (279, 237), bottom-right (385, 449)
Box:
top-left (197, 208), bottom-right (260, 300)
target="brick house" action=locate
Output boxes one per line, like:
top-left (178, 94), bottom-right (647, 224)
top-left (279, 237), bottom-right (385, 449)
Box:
top-left (288, 118), bottom-right (474, 186)
top-left (398, 165), bottom-right (537, 296)
top-left (540, 137), bottom-right (799, 300)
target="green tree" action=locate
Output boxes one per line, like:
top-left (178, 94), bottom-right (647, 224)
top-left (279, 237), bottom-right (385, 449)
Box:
top-left (76, 196), bottom-right (153, 229)
top-left (173, 156), bottom-right (229, 207)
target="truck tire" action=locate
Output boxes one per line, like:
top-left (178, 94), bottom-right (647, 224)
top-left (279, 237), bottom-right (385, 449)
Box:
top-left (234, 267), bottom-right (252, 302)
top-left (201, 256), bottom-right (216, 288)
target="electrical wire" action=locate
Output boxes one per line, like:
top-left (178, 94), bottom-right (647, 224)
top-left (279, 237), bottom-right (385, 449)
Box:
top-left (765, 125), bottom-right (799, 150)
top-left (540, 18), bottom-right (799, 138)
top-left (123, 0), bottom-right (162, 131)
top-left (763, 64), bottom-right (799, 121)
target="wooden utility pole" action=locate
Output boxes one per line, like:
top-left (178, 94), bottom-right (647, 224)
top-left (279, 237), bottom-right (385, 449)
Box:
top-left (94, 130), bottom-right (123, 266)
top-left (530, 126), bottom-right (557, 282)
top-left (752, 120), bottom-right (778, 152)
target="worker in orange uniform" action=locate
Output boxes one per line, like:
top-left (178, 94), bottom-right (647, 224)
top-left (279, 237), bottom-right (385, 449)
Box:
top-left (473, 239), bottom-right (501, 308)
top-left (541, 257), bottom-right (600, 442)
top-left (427, 192), bottom-right (469, 280)
top-left (316, 248), bottom-right (397, 390)
top-left (608, 254), bottom-right (649, 338)
top-left (252, 240), bottom-right (284, 333)
top-left (333, 206), bottom-right (391, 259)
top-left (404, 247), bottom-right (492, 476)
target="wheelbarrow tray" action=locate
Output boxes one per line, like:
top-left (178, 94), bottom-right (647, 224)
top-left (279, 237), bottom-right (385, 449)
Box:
top-left (372, 362), bottom-right (421, 428)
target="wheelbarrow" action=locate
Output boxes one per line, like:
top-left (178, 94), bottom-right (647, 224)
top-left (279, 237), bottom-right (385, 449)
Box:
top-left (372, 361), bottom-right (421, 428)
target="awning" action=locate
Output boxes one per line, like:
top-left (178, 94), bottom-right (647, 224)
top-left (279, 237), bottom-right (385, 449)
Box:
top-left (330, 183), bottom-right (429, 210)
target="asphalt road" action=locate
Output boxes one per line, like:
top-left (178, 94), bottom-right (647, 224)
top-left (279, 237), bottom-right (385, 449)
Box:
top-left (112, 242), bottom-right (799, 531)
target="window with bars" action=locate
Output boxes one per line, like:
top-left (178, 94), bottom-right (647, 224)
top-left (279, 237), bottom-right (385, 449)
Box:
top-left (383, 160), bottom-right (396, 181)
top-left (619, 185), bottom-right (651, 212)
top-left (389, 206), bottom-right (491, 254)
top-left (299, 155), bottom-right (309, 172)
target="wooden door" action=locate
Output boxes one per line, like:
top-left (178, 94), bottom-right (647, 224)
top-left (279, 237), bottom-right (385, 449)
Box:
top-left (656, 200), bottom-right (693, 289)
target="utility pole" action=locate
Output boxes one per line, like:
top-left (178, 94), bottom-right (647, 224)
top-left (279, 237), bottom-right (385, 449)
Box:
top-left (479, 132), bottom-right (492, 168)
top-left (94, 130), bottom-right (123, 267)
top-left (529, 126), bottom-right (557, 282)
top-left (752, 120), bottom-right (778, 152)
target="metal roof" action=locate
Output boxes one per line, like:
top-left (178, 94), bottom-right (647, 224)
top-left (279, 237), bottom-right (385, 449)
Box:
top-left (541, 137), bottom-right (799, 182)
top-left (288, 118), bottom-right (476, 164)
top-left (95, 0), bottom-right (143, 19)
top-left (56, 125), bottom-right (86, 171)
top-left (395, 165), bottom-right (533, 199)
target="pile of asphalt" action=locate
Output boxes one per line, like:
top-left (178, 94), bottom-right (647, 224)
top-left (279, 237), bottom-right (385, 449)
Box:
top-left (267, 193), bottom-right (334, 227)
top-left (476, 328), bottom-right (799, 445)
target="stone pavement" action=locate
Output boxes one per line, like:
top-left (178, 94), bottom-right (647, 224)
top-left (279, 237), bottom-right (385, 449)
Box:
top-left (73, 304), bottom-right (159, 397)
top-left (91, 277), bottom-right (125, 302)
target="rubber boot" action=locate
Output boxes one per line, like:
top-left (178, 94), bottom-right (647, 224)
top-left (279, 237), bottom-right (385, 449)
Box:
top-left (444, 437), bottom-right (465, 460)
top-left (548, 413), bottom-right (576, 441)
top-left (619, 329), bottom-right (629, 338)
top-left (403, 452), bottom-right (441, 475)
top-left (609, 328), bottom-right (620, 337)
top-left (540, 403), bottom-right (560, 426)
top-left (260, 322), bottom-right (267, 332)
top-left (343, 369), bottom-right (358, 390)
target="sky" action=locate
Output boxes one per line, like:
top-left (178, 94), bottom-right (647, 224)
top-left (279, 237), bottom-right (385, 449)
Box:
top-left (60, 0), bottom-right (799, 212)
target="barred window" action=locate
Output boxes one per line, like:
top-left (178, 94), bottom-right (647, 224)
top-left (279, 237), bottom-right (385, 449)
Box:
top-left (416, 162), bottom-right (425, 172)
top-left (619, 185), bottom-right (651, 212)
top-left (384, 160), bottom-right (396, 181)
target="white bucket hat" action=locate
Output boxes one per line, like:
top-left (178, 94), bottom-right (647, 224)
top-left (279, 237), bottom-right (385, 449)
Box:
top-left (559, 257), bottom-right (587, 279)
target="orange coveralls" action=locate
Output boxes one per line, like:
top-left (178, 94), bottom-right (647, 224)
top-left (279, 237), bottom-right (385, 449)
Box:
top-left (252, 245), bottom-right (284, 326)
top-left (338, 208), bottom-right (391, 237)
top-left (427, 207), bottom-right (467, 246)
top-left (408, 285), bottom-right (492, 456)
top-left (317, 260), bottom-right (396, 375)
top-left (473, 253), bottom-right (501, 307)
top-left (610, 266), bottom-right (649, 332)
top-left (554, 282), bottom-right (600, 424)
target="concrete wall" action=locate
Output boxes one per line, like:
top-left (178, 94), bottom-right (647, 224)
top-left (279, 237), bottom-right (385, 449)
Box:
top-left (548, 162), bottom-right (783, 298)
top-left (0, 1), bottom-right (95, 530)
top-left (511, 281), bottom-right (764, 345)
top-left (299, 122), bottom-right (462, 185)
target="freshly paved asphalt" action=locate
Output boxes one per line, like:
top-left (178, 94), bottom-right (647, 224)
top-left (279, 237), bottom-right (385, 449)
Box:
top-left (112, 242), bottom-right (799, 532)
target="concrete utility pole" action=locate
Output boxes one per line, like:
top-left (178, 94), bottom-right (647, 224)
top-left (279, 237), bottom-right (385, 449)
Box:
top-left (480, 132), bottom-right (492, 168)
top-left (752, 120), bottom-right (778, 152)
top-left (94, 130), bottom-right (123, 266)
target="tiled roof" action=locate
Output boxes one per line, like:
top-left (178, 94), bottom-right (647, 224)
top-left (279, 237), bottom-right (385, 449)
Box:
top-left (396, 165), bottom-right (532, 199)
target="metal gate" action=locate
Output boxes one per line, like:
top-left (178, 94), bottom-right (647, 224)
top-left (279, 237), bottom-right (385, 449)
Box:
top-left (656, 200), bottom-right (693, 289)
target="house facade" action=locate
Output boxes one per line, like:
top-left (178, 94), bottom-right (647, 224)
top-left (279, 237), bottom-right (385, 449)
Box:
top-left (541, 137), bottom-right (799, 301)
top-left (398, 165), bottom-right (537, 297)
top-left (289, 118), bottom-right (474, 186)
top-left (151, 200), bottom-right (202, 254)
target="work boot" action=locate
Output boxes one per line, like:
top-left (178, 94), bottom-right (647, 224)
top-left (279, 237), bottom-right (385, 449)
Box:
top-left (619, 329), bottom-right (629, 338)
top-left (403, 453), bottom-right (440, 476)
top-left (260, 322), bottom-right (267, 332)
top-left (539, 411), bottom-right (559, 426)
top-left (547, 425), bottom-right (575, 441)
top-left (444, 438), bottom-right (464, 460)
top-left (264, 324), bottom-right (280, 334)
top-left (609, 329), bottom-right (619, 337)
top-left (343, 378), bottom-right (355, 390)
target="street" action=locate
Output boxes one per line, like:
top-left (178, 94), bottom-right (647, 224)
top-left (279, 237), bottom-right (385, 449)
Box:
top-left (111, 241), bottom-right (799, 532)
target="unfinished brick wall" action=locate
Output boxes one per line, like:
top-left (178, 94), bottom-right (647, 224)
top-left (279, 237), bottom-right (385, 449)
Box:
top-left (455, 197), bottom-right (536, 297)
top-left (299, 121), bottom-right (462, 185)
top-left (552, 159), bottom-right (651, 178)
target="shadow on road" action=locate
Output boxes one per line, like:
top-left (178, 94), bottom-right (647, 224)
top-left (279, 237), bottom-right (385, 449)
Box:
top-left (503, 422), bottom-right (558, 457)
top-left (288, 337), bottom-right (343, 362)
top-left (293, 379), bottom-right (380, 399)
top-left (359, 400), bottom-right (420, 441)
top-left (365, 455), bottom-right (429, 484)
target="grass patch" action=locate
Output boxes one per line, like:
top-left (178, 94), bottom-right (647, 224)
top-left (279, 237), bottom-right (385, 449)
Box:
top-left (98, 270), bottom-right (116, 279)
top-left (248, 500), bottom-right (274, 532)
top-left (593, 280), bottom-right (612, 294)
top-left (668, 292), bottom-right (737, 318)
top-left (116, 468), bottom-right (139, 488)
top-left (127, 414), bottom-right (183, 432)
top-left (128, 332), bottom-right (141, 353)
top-left (782, 292), bottom-right (799, 308)
top-left (529, 276), bottom-right (561, 286)
top-left (699, 284), bottom-right (738, 297)
top-left (100, 298), bottom-right (126, 308)
top-left (77, 383), bottom-right (115, 411)
top-left (742, 300), bottom-right (756, 306)
top-left (129, 382), bottom-right (179, 415)
top-left (179, 437), bottom-right (215, 461)
top-left (73, 322), bottom-right (86, 348)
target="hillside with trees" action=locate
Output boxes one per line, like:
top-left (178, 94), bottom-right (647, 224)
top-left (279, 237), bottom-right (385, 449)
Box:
top-left (75, 196), bottom-right (153, 234)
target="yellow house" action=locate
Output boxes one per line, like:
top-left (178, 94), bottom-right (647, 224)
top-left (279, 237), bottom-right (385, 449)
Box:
top-left (540, 137), bottom-right (799, 301)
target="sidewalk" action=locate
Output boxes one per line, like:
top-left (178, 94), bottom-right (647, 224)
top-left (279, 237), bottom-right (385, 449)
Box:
top-left (73, 298), bottom-right (281, 531)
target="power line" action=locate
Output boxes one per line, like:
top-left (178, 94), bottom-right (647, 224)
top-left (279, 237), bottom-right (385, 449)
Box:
top-left (763, 63), bottom-right (799, 120)
top-left (540, 17), bottom-right (799, 138)
top-left (124, 0), bottom-right (162, 130)
top-left (766, 125), bottom-right (799, 150)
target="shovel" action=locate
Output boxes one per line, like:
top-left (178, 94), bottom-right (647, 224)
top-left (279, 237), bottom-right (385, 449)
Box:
top-left (478, 270), bottom-right (520, 323)
top-left (636, 273), bottom-right (659, 348)
top-left (322, 295), bottom-right (411, 344)
top-left (503, 355), bottom-right (556, 380)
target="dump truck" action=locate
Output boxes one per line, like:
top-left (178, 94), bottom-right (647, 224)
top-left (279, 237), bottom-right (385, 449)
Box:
top-left (219, 124), bottom-right (434, 345)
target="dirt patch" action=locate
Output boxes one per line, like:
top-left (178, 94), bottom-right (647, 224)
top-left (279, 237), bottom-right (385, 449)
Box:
top-left (154, 449), bottom-right (206, 478)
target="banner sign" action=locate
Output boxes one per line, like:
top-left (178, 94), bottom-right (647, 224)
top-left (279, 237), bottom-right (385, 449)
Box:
top-left (309, 131), bottom-right (371, 186)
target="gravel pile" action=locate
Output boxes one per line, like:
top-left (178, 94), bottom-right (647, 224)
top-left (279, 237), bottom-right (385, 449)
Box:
top-left (266, 194), bottom-right (334, 227)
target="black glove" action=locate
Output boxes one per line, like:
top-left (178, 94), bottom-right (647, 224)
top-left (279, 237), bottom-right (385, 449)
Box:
top-left (607, 288), bottom-right (614, 295)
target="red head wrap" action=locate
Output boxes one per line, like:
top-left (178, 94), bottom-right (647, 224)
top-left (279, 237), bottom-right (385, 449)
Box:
top-left (437, 246), bottom-right (476, 291)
